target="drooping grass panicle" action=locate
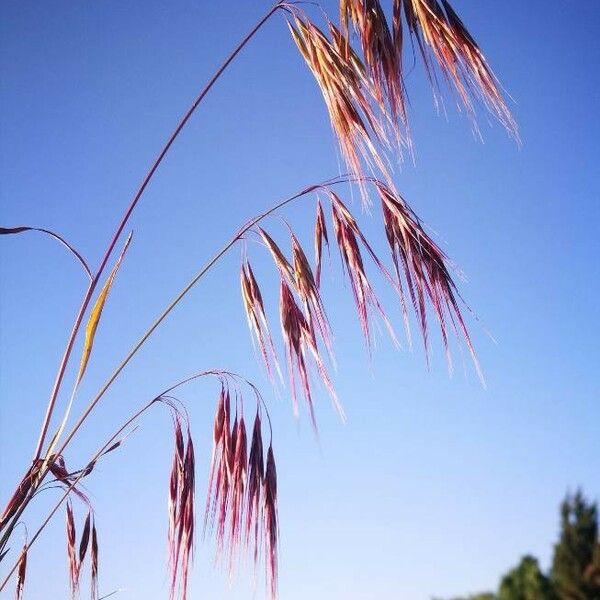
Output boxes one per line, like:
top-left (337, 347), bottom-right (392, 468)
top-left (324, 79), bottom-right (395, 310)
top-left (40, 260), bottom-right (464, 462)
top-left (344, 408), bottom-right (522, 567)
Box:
top-left (255, 226), bottom-right (342, 423)
top-left (339, 0), bottom-right (408, 129)
top-left (288, 13), bottom-right (394, 199)
top-left (398, 0), bottom-right (518, 136)
top-left (376, 181), bottom-right (483, 379)
top-left (203, 383), bottom-right (278, 595)
top-left (288, 1), bottom-right (516, 195)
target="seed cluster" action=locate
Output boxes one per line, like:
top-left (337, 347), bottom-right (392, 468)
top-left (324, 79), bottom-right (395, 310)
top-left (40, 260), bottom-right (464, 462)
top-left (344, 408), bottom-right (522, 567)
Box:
top-left (203, 384), bottom-right (278, 599)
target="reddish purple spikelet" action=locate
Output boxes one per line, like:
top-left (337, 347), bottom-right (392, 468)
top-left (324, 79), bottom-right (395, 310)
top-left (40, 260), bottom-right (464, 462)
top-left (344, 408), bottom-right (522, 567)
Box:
top-left (257, 227), bottom-right (341, 423)
top-left (330, 192), bottom-right (397, 348)
top-left (167, 414), bottom-right (195, 600)
top-left (257, 228), bottom-right (294, 281)
top-left (203, 387), bottom-right (278, 596)
top-left (288, 15), bottom-right (393, 201)
top-left (204, 387), bottom-right (233, 559)
top-left (339, 0), bottom-right (407, 129)
top-left (65, 501), bottom-right (78, 599)
top-left (245, 412), bottom-right (264, 564)
top-left (279, 278), bottom-right (341, 426)
top-left (90, 522), bottom-right (99, 600)
top-left (263, 445), bottom-right (278, 600)
top-left (314, 199), bottom-right (329, 288)
top-left (15, 544), bottom-right (27, 600)
top-left (376, 182), bottom-right (482, 378)
top-left (179, 431), bottom-right (195, 600)
top-left (241, 261), bottom-right (281, 381)
top-left (228, 416), bottom-right (247, 573)
top-left (168, 416), bottom-right (184, 600)
top-left (49, 455), bottom-right (91, 505)
top-left (291, 232), bottom-right (332, 356)
top-left (78, 512), bottom-right (91, 565)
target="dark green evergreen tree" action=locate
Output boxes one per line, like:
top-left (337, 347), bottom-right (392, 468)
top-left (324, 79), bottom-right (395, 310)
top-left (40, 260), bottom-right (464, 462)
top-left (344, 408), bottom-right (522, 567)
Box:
top-left (498, 555), bottom-right (554, 600)
top-left (550, 491), bottom-right (600, 600)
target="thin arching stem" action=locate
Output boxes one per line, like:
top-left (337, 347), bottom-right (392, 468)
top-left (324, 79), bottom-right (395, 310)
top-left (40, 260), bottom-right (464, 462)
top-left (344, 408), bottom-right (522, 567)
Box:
top-left (51, 176), bottom-right (358, 463)
top-left (32, 1), bottom-right (285, 462)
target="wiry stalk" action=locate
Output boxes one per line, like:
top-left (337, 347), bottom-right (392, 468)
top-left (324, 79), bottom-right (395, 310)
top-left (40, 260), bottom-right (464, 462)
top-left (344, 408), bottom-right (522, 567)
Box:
top-left (32, 1), bottom-right (285, 463)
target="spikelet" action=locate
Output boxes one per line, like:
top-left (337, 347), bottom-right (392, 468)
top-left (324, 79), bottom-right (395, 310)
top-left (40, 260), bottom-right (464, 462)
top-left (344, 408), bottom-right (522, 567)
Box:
top-left (258, 226), bottom-right (342, 423)
top-left (15, 543), bottom-right (27, 600)
top-left (179, 432), bottom-right (195, 600)
top-left (90, 522), bottom-right (99, 600)
top-left (263, 445), bottom-right (278, 600)
top-left (288, 14), bottom-right (392, 198)
top-left (314, 199), bottom-right (329, 288)
top-left (168, 415), bottom-right (184, 600)
top-left (279, 278), bottom-right (341, 426)
top-left (228, 416), bottom-right (247, 574)
top-left (400, 0), bottom-right (517, 134)
top-left (329, 191), bottom-right (398, 348)
top-left (202, 384), bottom-right (279, 597)
top-left (257, 228), bottom-right (294, 280)
top-left (167, 414), bottom-right (195, 600)
top-left (290, 232), bottom-right (332, 356)
top-left (245, 412), bottom-right (264, 564)
top-left (66, 501), bottom-right (78, 599)
top-left (78, 512), bottom-right (91, 566)
top-left (204, 386), bottom-right (233, 558)
top-left (240, 260), bottom-right (280, 380)
top-left (376, 181), bottom-right (483, 378)
top-left (339, 0), bottom-right (407, 128)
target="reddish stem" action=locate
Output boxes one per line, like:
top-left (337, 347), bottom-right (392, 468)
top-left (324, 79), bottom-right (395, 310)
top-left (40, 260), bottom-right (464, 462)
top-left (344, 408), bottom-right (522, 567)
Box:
top-left (31, 2), bottom-right (283, 462)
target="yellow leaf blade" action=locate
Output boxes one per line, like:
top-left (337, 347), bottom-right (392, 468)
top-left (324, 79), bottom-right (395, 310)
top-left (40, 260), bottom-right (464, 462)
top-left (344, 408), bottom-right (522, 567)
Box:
top-left (76, 233), bottom-right (132, 385)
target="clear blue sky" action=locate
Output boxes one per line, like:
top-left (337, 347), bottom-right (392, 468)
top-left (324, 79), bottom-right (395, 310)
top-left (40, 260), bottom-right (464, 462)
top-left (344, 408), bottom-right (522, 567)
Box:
top-left (1, 1), bottom-right (599, 599)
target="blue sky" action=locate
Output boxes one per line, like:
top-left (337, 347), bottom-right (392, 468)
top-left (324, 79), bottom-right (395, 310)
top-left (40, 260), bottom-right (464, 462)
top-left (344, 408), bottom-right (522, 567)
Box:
top-left (1, 1), bottom-right (599, 599)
